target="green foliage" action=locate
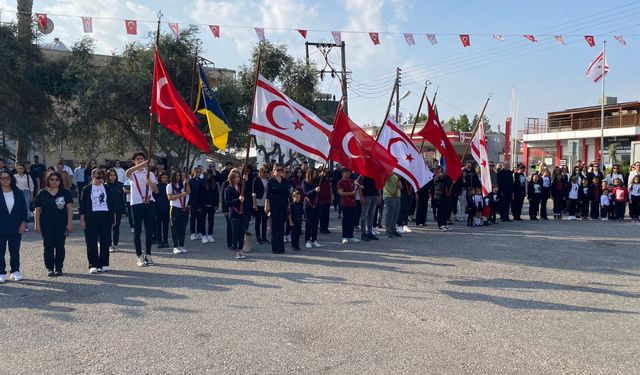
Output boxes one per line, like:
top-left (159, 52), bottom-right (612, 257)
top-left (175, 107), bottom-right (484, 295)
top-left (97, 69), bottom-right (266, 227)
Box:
top-left (446, 114), bottom-right (491, 133)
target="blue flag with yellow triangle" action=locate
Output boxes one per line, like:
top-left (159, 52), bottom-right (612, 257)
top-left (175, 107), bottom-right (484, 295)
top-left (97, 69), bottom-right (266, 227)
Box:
top-left (196, 64), bottom-right (231, 150)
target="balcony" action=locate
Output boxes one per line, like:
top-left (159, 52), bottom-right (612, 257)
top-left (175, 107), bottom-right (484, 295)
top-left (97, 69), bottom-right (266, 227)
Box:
top-left (525, 113), bottom-right (639, 135)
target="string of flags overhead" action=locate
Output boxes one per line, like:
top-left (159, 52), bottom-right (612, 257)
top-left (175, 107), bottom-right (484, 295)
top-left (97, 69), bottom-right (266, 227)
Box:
top-left (26, 11), bottom-right (632, 47)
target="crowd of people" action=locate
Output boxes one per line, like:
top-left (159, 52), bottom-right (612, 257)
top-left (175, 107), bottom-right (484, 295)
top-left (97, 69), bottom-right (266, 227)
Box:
top-left (0, 153), bottom-right (639, 283)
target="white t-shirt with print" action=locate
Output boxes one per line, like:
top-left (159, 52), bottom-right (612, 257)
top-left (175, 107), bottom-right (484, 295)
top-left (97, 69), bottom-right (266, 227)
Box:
top-left (91, 184), bottom-right (109, 212)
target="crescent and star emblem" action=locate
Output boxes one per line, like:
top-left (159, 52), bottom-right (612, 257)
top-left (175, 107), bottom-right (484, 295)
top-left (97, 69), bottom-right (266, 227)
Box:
top-left (266, 100), bottom-right (305, 131)
top-left (387, 137), bottom-right (414, 163)
top-left (156, 77), bottom-right (174, 110)
top-left (342, 133), bottom-right (362, 159)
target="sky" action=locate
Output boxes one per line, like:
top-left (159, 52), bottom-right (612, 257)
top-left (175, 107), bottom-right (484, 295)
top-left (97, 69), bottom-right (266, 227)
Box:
top-left (1, 0), bottom-right (639, 134)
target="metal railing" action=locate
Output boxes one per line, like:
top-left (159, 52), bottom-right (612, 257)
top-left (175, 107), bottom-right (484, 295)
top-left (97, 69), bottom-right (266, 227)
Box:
top-left (525, 114), bottom-right (639, 134)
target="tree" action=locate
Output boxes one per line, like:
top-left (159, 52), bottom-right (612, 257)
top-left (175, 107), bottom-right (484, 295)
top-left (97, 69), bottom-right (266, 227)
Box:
top-left (446, 114), bottom-right (491, 133)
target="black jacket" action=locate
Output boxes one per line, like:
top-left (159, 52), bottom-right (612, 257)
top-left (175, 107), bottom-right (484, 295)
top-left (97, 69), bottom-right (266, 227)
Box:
top-left (79, 184), bottom-right (114, 221)
top-left (0, 188), bottom-right (28, 235)
top-left (224, 184), bottom-right (243, 218)
top-left (433, 174), bottom-right (452, 201)
top-left (107, 182), bottom-right (126, 214)
top-left (188, 177), bottom-right (204, 209)
top-left (497, 169), bottom-right (514, 195)
top-left (527, 180), bottom-right (542, 201)
top-left (513, 172), bottom-right (527, 195)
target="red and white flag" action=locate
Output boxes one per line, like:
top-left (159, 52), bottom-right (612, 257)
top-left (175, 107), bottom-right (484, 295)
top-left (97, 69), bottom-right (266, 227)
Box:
top-left (255, 27), bottom-right (265, 42)
top-left (584, 35), bottom-right (595, 47)
top-left (470, 120), bottom-right (492, 196)
top-left (426, 33), bottom-right (438, 45)
top-left (297, 29), bottom-right (308, 39)
top-left (459, 34), bottom-right (470, 47)
top-left (369, 32), bottom-right (380, 45)
top-left (151, 49), bottom-right (210, 153)
top-left (493, 34), bottom-right (505, 41)
top-left (554, 35), bottom-right (565, 45)
top-left (209, 25), bottom-right (220, 38)
top-left (329, 106), bottom-right (397, 189)
top-left (523, 34), bottom-right (537, 43)
top-left (417, 99), bottom-right (461, 181)
top-left (81, 16), bottom-right (93, 33)
top-left (125, 20), bottom-right (137, 35)
top-left (404, 33), bottom-right (415, 46)
top-left (332, 31), bottom-right (342, 45)
top-left (586, 50), bottom-right (609, 83)
top-left (35, 13), bottom-right (47, 29)
top-left (377, 116), bottom-right (433, 190)
top-left (169, 23), bottom-right (180, 39)
top-left (614, 35), bottom-right (626, 46)
top-left (251, 75), bottom-right (332, 162)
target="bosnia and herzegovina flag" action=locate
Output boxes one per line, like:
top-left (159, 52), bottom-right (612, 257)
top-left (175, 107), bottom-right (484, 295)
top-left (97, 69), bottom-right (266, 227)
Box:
top-left (196, 64), bottom-right (231, 150)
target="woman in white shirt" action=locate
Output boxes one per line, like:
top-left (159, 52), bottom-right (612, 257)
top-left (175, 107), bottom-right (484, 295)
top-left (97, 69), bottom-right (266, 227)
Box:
top-left (0, 172), bottom-right (28, 283)
top-left (14, 164), bottom-right (33, 230)
top-left (605, 164), bottom-right (624, 186)
top-left (167, 170), bottom-right (191, 255)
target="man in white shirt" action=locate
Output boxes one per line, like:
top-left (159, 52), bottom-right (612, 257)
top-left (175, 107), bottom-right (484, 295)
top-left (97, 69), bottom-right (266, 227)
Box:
top-left (59, 158), bottom-right (74, 176)
top-left (74, 161), bottom-right (87, 195)
top-left (114, 160), bottom-right (126, 183)
top-left (125, 152), bottom-right (159, 267)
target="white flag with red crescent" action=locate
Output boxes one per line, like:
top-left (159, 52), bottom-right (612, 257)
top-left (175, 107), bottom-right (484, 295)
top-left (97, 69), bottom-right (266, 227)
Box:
top-left (251, 75), bottom-right (331, 161)
top-left (81, 16), bottom-right (93, 33)
top-left (471, 121), bottom-right (492, 196)
top-left (377, 116), bottom-right (433, 190)
top-left (586, 50), bottom-right (609, 83)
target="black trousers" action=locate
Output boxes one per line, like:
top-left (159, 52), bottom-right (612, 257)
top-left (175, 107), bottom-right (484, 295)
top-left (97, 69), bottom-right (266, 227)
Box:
top-left (304, 204), bottom-right (319, 242)
top-left (553, 196), bottom-right (564, 215)
top-left (529, 198), bottom-right (540, 219)
top-left (203, 205), bottom-right (215, 235)
top-left (270, 202), bottom-right (287, 253)
top-left (397, 196), bottom-right (410, 226)
top-left (629, 196), bottom-right (640, 219)
top-left (84, 212), bottom-right (111, 269)
top-left (132, 203), bottom-right (155, 256)
top-left (614, 201), bottom-right (626, 220)
top-left (230, 214), bottom-right (246, 250)
top-left (590, 201), bottom-right (600, 219)
top-left (499, 193), bottom-right (512, 220)
top-left (341, 205), bottom-right (355, 238)
top-left (41, 221), bottom-right (65, 272)
top-left (290, 220), bottom-right (302, 249)
top-left (568, 199), bottom-right (577, 216)
top-left (436, 198), bottom-right (449, 227)
top-left (511, 193), bottom-right (525, 219)
top-left (354, 200), bottom-right (362, 227)
top-left (112, 212), bottom-right (123, 246)
top-left (540, 196), bottom-right (549, 219)
top-left (0, 232), bottom-right (21, 274)
top-left (224, 214), bottom-right (232, 248)
top-left (170, 207), bottom-right (189, 247)
top-left (580, 199), bottom-right (590, 218)
top-left (190, 208), bottom-right (204, 235)
top-left (319, 203), bottom-right (330, 231)
top-left (155, 211), bottom-right (169, 244)
top-left (415, 195), bottom-right (428, 225)
top-left (601, 205), bottom-right (609, 218)
top-left (126, 203), bottom-right (134, 228)
top-left (254, 206), bottom-right (267, 240)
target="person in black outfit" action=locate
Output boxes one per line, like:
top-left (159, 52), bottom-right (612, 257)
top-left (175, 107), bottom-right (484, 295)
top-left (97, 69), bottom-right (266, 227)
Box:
top-left (496, 163), bottom-right (514, 221)
top-left (302, 168), bottom-right (321, 247)
top-left (288, 190), bottom-right (303, 251)
top-left (107, 168), bottom-right (127, 252)
top-left (224, 170), bottom-right (246, 259)
top-left (527, 173), bottom-right (542, 220)
top-left (511, 164), bottom-right (527, 220)
top-left (79, 169), bottom-right (115, 274)
top-left (265, 165), bottom-right (289, 254)
top-left (415, 183), bottom-right (430, 226)
top-left (252, 165), bottom-right (269, 244)
top-left (0, 171), bottom-right (29, 282)
top-left (318, 168), bottom-right (332, 234)
top-left (578, 178), bottom-right (590, 219)
top-left (188, 166), bottom-right (205, 240)
top-left (487, 185), bottom-right (500, 224)
top-left (433, 167), bottom-right (452, 231)
top-left (34, 172), bottom-right (73, 277)
top-left (154, 173), bottom-right (170, 248)
top-left (200, 170), bottom-right (220, 244)
top-left (168, 170), bottom-right (191, 254)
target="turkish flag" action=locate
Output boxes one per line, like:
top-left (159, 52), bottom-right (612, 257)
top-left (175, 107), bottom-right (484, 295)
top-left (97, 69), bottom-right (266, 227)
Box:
top-left (417, 99), bottom-right (461, 181)
top-left (459, 34), bottom-right (470, 47)
top-left (369, 32), bottom-right (380, 45)
top-left (584, 35), bottom-right (595, 47)
top-left (297, 29), bottom-right (308, 39)
top-left (329, 106), bottom-right (397, 189)
top-left (209, 25), bottom-right (220, 38)
top-left (151, 49), bottom-right (210, 153)
top-left (125, 20), bottom-right (137, 35)
top-left (35, 13), bottom-right (47, 29)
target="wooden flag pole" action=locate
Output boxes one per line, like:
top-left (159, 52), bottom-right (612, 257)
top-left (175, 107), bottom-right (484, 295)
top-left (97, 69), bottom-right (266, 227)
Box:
top-left (184, 47), bottom-right (200, 175)
top-left (144, 10), bottom-right (163, 202)
top-left (239, 43), bottom-right (264, 214)
top-left (375, 69), bottom-right (399, 142)
top-left (409, 80), bottom-right (431, 139)
top-left (419, 86), bottom-right (439, 155)
top-left (460, 94), bottom-right (492, 163)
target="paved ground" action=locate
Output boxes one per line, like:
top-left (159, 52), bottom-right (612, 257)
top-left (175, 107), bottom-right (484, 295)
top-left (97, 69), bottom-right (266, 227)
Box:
top-left (1, 208), bottom-right (639, 374)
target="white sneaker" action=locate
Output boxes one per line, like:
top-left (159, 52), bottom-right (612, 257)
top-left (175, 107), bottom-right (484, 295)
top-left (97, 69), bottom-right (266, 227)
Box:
top-left (10, 271), bottom-right (23, 281)
top-left (0, 274), bottom-right (5, 283)
top-left (89, 267), bottom-right (99, 274)
top-left (284, 236), bottom-right (289, 243)
top-left (130, 227), bottom-right (135, 233)
top-left (372, 229), bottom-right (380, 235)
top-left (235, 251), bottom-right (246, 259)
top-left (286, 235), bottom-right (291, 242)
top-left (197, 233), bottom-right (203, 240)
top-left (305, 241), bottom-right (312, 249)
top-left (312, 241), bottom-right (322, 248)
top-left (342, 238), bottom-right (349, 244)
top-left (101, 266), bottom-right (110, 273)
top-left (201, 236), bottom-right (210, 244)
top-left (349, 237), bottom-right (360, 243)
top-left (190, 233), bottom-right (198, 241)
top-left (396, 226), bottom-right (405, 234)
top-left (403, 225), bottom-right (413, 233)
top-left (180, 247), bottom-right (188, 254)
top-left (137, 255), bottom-right (147, 267)
top-left (173, 247), bottom-right (183, 254)
top-left (145, 255), bottom-right (155, 266)
top-left (109, 246), bottom-right (116, 253)
top-left (439, 226), bottom-right (447, 231)
top-left (208, 235), bottom-right (215, 243)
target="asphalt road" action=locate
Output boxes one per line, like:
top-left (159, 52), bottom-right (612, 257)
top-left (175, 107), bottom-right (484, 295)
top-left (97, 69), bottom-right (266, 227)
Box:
top-left (1, 210), bottom-right (639, 374)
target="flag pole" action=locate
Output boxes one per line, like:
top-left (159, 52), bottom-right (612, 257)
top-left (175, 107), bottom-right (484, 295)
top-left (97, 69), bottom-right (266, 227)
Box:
top-left (409, 80), bottom-right (431, 139)
top-left (460, 94), bottom-right (492, 163)
top-left (184, 47), bottom-right (200, 175)
top-left (145, 10), bottom-right (162, 202)
top-left (239, 43), bottom-right (264, 214)
top-left (419, 87), bottom-right (439, 154)
top-left (375, 69), bottom-right (400, 142)
top-left (599, 40), bottom-right (606, 167)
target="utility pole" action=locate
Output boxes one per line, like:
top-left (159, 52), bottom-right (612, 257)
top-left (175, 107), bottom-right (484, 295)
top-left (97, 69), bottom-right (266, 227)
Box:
top-left (305, 41), bottom-right (349, 114)
top-left (395, 67), bottom-right (401, 123)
